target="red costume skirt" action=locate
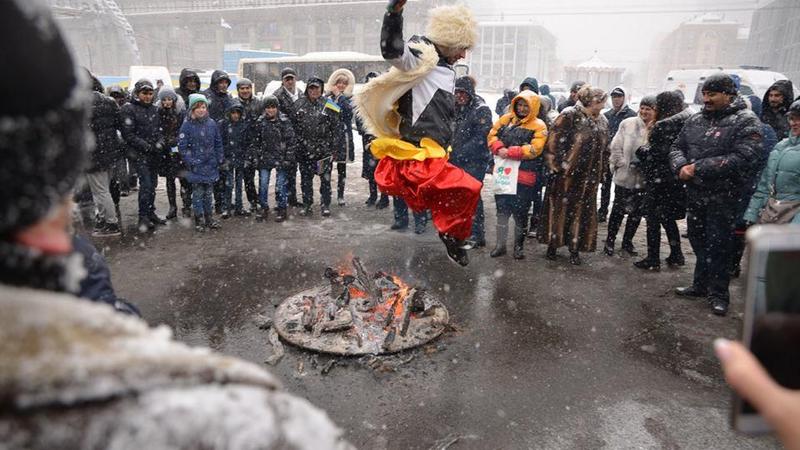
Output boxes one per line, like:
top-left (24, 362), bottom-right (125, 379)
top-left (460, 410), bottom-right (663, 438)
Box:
top-left (375, 157), bottom-right (481, 240)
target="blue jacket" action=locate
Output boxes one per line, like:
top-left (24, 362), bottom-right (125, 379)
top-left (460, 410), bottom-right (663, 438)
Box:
top-left (744, 134), bottom-right (800, 224)
top-left (178, 116), bottom-right (224, 184)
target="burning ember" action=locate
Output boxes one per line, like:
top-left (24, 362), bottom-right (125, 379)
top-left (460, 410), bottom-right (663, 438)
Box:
top-left (273, 257), bottom-right (449, 355)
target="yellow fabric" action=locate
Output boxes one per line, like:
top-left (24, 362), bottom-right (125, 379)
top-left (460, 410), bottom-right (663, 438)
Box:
top-left (370, 137), bottom-right (449, 161)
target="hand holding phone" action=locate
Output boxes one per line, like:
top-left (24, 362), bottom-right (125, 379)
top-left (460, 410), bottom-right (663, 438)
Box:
top-left (716, 339), bottom-right (800, 448)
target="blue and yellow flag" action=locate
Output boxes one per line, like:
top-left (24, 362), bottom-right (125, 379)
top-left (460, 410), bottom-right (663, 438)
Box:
top-left (324, 98), bottom-right (341, 114)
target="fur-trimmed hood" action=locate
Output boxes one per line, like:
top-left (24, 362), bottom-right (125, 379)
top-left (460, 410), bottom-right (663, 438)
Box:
top-left (326, 68), bottom-right (356, 97)
top-left (425, 4), bottom-right (478, 51)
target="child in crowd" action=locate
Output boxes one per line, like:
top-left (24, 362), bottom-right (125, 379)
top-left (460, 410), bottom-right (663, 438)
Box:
top-left (178, 94), bottom-right (224, 232)
top-left (156, 88), bottom-right (189, 219)
top-left (249, 95), bottom-right (298, 222)
top-left (219, 100), bottom-right (251, 218)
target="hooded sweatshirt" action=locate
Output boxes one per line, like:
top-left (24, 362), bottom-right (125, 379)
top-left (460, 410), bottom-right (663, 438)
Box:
top-left (761, 80), bottom-right (794, 139)
top-left (202, 69), bottom-right (233, 122)
top-left (175, 68), bottom-right (201, 105)
top-left (488, 90), bottom-right (548, 186)
top-left (603, 86), bottom-right (637, 139)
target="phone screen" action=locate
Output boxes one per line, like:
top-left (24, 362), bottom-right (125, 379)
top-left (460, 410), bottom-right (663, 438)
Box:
top-left (743, 249), bottom-right (800, 415)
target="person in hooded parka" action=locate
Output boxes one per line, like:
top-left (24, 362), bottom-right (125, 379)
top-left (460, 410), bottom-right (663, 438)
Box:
top-left (156, 87), bottom-right (189, 220)
top-left (761, 80), bottom-right (794, 139)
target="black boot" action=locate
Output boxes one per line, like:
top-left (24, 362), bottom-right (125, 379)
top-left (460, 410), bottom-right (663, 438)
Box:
top-left (633, 258), bottom-right (660, 271)
top-left (439, 233), bottom-right (469, 267)
top-left (166, 205), bottom-right (178, 220)
top-left (513, 225), bottom-right (526, 260)
top-left (194, 215), bottom-right (206, 232)
top-left (666, 246), bottom-right (685, 267)
top-left (569, 251), bottom-right (582, 265)
top-left (376, 195), bottom-right (389, 209)
top-left (275, 208), bottom-right (287, 222)
top-left (545, 245), bottom-right (557, 260)
top-left (490, 224), bottom-right (508, 258)
top-left (205, 213), bottom-right (221, 230)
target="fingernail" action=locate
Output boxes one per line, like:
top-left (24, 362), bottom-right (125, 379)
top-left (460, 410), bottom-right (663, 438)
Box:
top-left (714, 338), bottom-right (732, 362)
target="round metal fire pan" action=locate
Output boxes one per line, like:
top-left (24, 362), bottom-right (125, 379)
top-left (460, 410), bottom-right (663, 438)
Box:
top-left (274, 284), bottom-right (449, 356)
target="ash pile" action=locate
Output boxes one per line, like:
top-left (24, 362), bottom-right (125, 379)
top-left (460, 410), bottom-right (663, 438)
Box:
top-left (273, 258), bottom-right (449, 355)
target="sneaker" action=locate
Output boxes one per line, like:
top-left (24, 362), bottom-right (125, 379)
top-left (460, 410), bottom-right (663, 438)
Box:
top-left (633, 258), bottom-right (660, 271)
top-left (234, 209), bottom-right (252, 217)
top-left (275, 209), bottom-right (287, 222)
top-left (603, 243), bottom-right (614, 256)
top-left (321, 205), bottom-right (331, 217)
top-left (221, 210), bottom-right (231, 219)
top-left (710, 297), bottom-right (729, 316)
top-left (92, 220), bottom-right (108, 236)
top-left (439, 233), bottom-right (469, 267)
top-left (255, 208), bottom-right (269, 222)
top-left (338, 197), bottom-right (346, 207)
top-left (166, 207), bottom-right (178, 220)
top-left (206, 219), bottom-right (221, 230)
top-left (120, 190), bottom-right (130, 197)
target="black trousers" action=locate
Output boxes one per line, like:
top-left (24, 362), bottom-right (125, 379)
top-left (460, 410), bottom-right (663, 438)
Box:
top-left (606, 185), bottom-right (642, 246)
top-left (336, 162), bottom-right (346, 199)
top-left (286, 161), bottom-right (299, 204)
top-left (166, 176), bottom-right (192, 210)
top-left (598, 167), bottom-right (613, 217)
top-left (299, 158), bottom-right (332, 207)
top-left (242, 166), bottom-right (258, 208)
top-left (644, 217), bottom-right (682, 261)
top-left (687, 203), bottom-right (738, 301)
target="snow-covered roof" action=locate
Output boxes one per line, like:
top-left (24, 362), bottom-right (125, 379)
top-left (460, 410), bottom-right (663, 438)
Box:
top-left (575, 53), bottom-right (619, 70)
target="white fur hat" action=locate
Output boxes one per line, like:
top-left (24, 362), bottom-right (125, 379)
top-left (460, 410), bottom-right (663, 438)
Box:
top-left (425, 4), bottom-right (478, 51)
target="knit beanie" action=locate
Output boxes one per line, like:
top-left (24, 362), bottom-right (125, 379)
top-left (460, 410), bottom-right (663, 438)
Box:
top-left (702, 73), bottom-right (737, 95)
top-left (188, 93), bottom-right (208, 111)
top-left (0, 0), bottom-right (91, 238)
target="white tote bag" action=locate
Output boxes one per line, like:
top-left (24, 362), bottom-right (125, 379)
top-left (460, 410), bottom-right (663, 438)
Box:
top-left (492, 155), bottom-right (521, 195)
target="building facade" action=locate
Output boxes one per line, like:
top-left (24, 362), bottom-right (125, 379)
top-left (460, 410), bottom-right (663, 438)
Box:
top-left (51, 0), bottom-right (446, 75)
top-left (562, 53), bottom-right (625, 93)
top-left (741, 0), bottom-right (800, 86)
top-left (466, 21), bottom-right (559, 92)
top-left (646, 13), bottom-right (747, 90)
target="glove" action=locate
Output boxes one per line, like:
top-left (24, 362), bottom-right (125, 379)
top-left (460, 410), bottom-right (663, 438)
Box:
top-left (489, 140), bottom-right (506, 154)
top-left (387, 0), bottom-right (407, 13)
top-left (507, 146), bottom-right (524, 159)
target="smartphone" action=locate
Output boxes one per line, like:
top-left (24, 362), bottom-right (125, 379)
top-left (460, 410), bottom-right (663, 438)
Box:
top-left (733, 225), bottom-right (800, 433)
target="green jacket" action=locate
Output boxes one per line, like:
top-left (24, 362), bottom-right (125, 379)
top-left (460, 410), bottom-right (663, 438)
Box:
top-left (744, 135), bottom-right (800, 224)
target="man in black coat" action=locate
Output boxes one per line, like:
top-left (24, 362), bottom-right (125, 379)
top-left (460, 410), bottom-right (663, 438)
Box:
top-left (175, 68), bottom-right (201, 106)
top-left (203, 69), bottom-right (233, 122)
top-left (669, 73), bottom-right (763, 316)
top-left (760, 79), bottom-right (794, 139)
top-left (86, 72), bottom-right (123, 236)
top-left (293, 76), bottom-right (339, 217)
top-left (451, 76), bottom-right (493, 247)
top-left (273, 67), bottom-right (302, 206)
top-left (599, 86), bottom-right (637, 222)
top-left (120, 79), bottom-right (165, 231)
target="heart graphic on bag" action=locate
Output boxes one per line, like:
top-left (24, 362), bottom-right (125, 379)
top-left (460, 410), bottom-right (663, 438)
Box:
top-left (504, 167), bottom-right (512, 175)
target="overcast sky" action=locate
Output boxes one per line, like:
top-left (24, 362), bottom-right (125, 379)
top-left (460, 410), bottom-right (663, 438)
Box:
top-left (466, 0), bottom-right (760, 68)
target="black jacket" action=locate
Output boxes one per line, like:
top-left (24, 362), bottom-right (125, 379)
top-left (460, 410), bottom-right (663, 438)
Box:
top-left (219, 101), bottom-right (250, 167)
top-left (273, 85), bottom-right (300, 124)
top-left (669, 96), bottom-right (764, 206)
top-left (604, 104), bottom-right (637, 139)
top-left (293, 90), bottom-right (338, 161)
top-left (157, 105), bottom-right (184, 176)
top-left (451, 91), bottom-right (493, 173)
top-left (760, 80), bottom-right (794, 139)
top-left (175, 68), bottom-right (200, 106)
top-left (88, 90), bottom-right (123, 171)
top-left (636, 109), bottom-right (691, 220)
top-left (202, 70), bottom-right (233, 122)
top-left (328, 93), bottom-right (354, 162)
top-left (249, 113), bottom-right (297, 169)
top-left (120, 81), bottom-right (162, 161)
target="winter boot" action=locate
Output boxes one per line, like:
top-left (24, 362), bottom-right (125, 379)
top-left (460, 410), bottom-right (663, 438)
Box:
top-left (376, 195), bottom-right (389, 209)
top-left (275, 208), bottom-right (287, 222)
top-left (205, 213), bottom-right (221, 230)
top-left (256, 208), bottom-right (269, 222)
top-left (166, 204), bottom-right (178, 220)
top-left (194, 215), bottom-right (206, 232)
top-left (321, 204), bottom-right (331, 217)
top-left (490, 224), bottom-right (508, 258)
top-left (439, 233), bottom-right (469, 267)
top-left (666, 245), bottom-right (685, 267)
top-left (633, 258), bottom-right (660, 271)
top-left (569, 251), bottom-right (582, 266)
top-left (545, 245), bottom-right (558, 260)
top-left (513, 225), bottom-right (526, 260)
